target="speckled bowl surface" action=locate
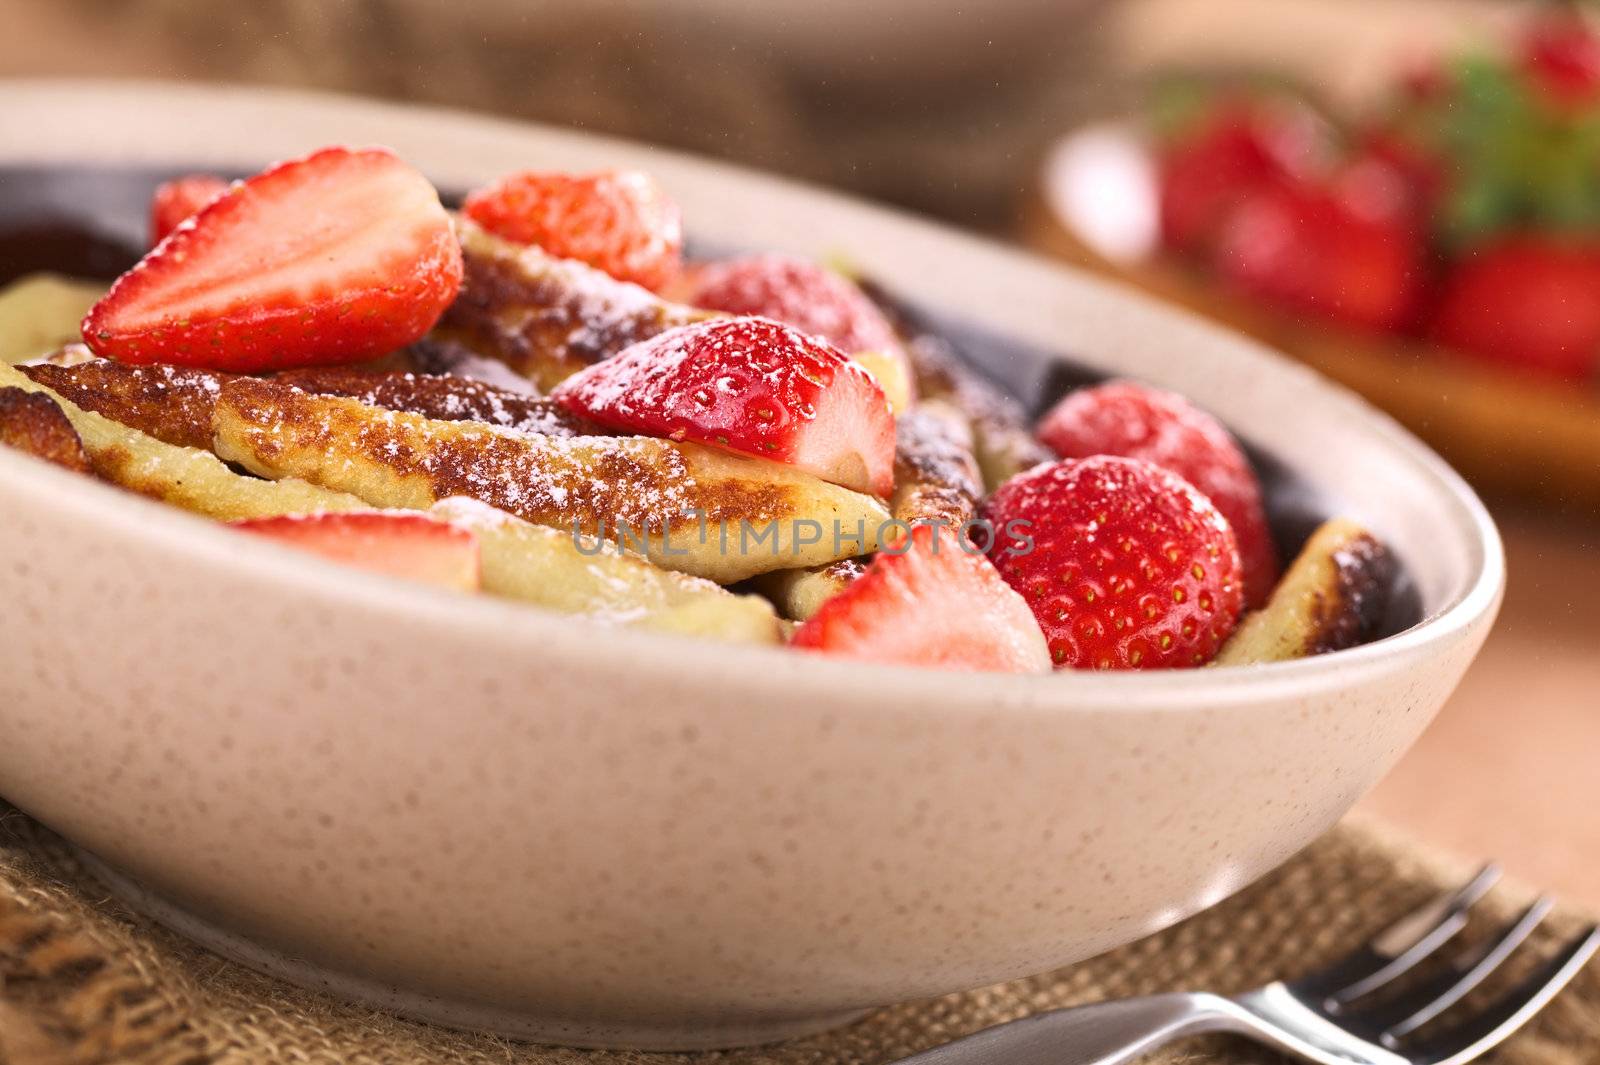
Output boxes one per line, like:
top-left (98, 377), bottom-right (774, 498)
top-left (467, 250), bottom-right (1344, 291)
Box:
top-left (0, 81), bottom-right (1502, 1050)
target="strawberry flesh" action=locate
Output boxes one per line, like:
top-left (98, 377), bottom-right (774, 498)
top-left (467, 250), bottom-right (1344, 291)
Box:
top-left (231, 511), bottom-right (481, 592)
top-left (1035, 380), bottom-right (1277, 608)
top-left (149, 174), bottom-right (230, 245)
top-left (551, 316), bottom-right (896, 496)
top-left (790, 524), bottom-right (1051, 673)
top-left (462, 169), bottom-right (682, 291)
top-left (982, 456), bottom-right (1243, 670)
top-left (84, 146), bottom-right (462, 372)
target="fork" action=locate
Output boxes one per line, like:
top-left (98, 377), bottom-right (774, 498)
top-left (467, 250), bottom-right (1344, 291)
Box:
top-left (898, 865), bottom-right (1599, 1065)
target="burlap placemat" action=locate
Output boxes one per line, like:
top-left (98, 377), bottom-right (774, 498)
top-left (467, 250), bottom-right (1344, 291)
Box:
top-left (0, 804), bottom-right (1594, 1065)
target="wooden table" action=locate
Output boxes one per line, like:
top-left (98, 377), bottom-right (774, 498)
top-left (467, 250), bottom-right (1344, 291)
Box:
top-left (1357, 507), bottom-right (1600, 910)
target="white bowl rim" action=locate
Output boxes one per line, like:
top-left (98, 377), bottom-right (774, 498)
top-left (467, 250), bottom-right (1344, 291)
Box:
top-left (0, 78), bottom-right (1505, 712)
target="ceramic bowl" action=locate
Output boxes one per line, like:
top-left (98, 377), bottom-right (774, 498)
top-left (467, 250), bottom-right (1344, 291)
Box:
top-left (0, 81), bottom-right (1502, 1049)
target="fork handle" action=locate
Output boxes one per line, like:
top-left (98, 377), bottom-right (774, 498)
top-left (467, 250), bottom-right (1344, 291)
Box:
top-left (893, 992), bottom-right (1248, 1065)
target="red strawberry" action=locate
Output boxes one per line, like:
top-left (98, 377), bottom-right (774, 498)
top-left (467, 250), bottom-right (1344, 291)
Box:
top-left (1521, 12), bottom-right (1600, 107)
top-left (1352, 128), bottom-right (1447, 220)
top-left (462, 169), bottom-right (682, 290)
top-left (981, 456), bottom-right (1243, 670)
top-left (1429, 235), bottom-right (1600, 381)
top-left (231, 511), bottom-right (481, 592)
top-left (149, 174), bottom-right (229, 245)
top-left (1157, 98), bottom-right (1327, 254)
top-left (551, 317), bottom-right (896, 496)
top-left (1035, 381), bottom-right (1277, 608)
top-left (790, 524), bottom-right (1050, 673)
top-left (685, 254), bottom-right (904, 359)
top-left (1213, 172), bottom-right (1424, 334)
top-left (84, 146), bottom-right (462, 373)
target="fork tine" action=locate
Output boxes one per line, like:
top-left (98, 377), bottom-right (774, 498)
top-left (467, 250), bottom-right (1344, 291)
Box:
top-left (1408, 924), bottom-right (1600, 1065)
top-left (1357, 896), bottom-right (1554, 1040)
top-left (1303, 864), bottom-right (1501, 1006)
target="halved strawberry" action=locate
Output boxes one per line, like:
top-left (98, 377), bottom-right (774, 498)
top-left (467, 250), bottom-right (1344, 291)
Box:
top-left (230, 511), bottom-right (481, 592)
top-left (462, 169), bottom-right (682, 290)
top-left (84, 146), bottom-right (462, 372)
top-left (550, 316), bottom-right (896, 496)
top-left (149, 174), bottom-right (230, 245)
top-left (790, 524), bottom-right (1051, 673)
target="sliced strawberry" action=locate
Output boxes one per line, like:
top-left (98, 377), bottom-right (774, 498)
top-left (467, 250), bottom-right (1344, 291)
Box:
top-left (550, 316), bottom-right (896, 496)
top-left (149, 174), bottom-right (230, 245)
top-left (1035, 380), bottom-right (1277, 608)
top-left (1429, 235), bottom-right (1600, 381)
top-left (462, 169), bottom-right (682, 290)
top-left (981, 456), bottom-right (1243, 670)
top-left (230, 511), bottom-right (481, 592)
top-left (84, 146), bottom-right (462, 372)
top-left (790, 524), bottom-right (1050, 673)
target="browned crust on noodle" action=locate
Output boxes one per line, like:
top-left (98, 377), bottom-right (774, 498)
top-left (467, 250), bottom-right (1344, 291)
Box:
top-left (20, 361), bottom-right (222, 450)
top-left (0, 387), bottom-right (91, 473)
top-left (273, 368), bottom-right (599, 437)
top-left (1305, 532), bottom-right (1396, 655)
top-left (215, 377), bottom-right (807, 535)
top-left (891, 406), bottom-right (982, 527)
top-left (1214, 520), bottom-right (1396, 666)
top-left (436, 222), bottom-right (711, 392)
top-left (821, 558), bottom-right (868, 581)
top-left (24, 358), bottom-right (599, 450)
top-left (857, 277), bottom-right (1053, 483)
top-left (902, 334), bottom-right (1051, 474)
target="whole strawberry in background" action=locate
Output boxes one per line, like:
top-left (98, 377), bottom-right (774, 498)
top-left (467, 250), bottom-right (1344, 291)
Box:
top-left (1154, 95), bottom-right (1329, 254)
top-left (1430, 235), bottom-right (1600, 381)
top-left (1520, 9), bottom-right (1600, 108)
top-left (1212, 161), bottom-right (1426, 335)
top-left (1035, 381), bottom-right (1278, 608)
top-left (981, 456), bottom-right (1243, 670)
top-left (84, 147), bottom-right (462, 372)
top-left (1396, 11), bottom-right (1600, 246)
top-left (462, 169), bottom-right (682, 291)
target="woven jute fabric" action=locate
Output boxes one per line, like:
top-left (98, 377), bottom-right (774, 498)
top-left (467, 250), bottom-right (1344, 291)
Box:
top-left (0, 805), bottom-right (1595, 1065)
